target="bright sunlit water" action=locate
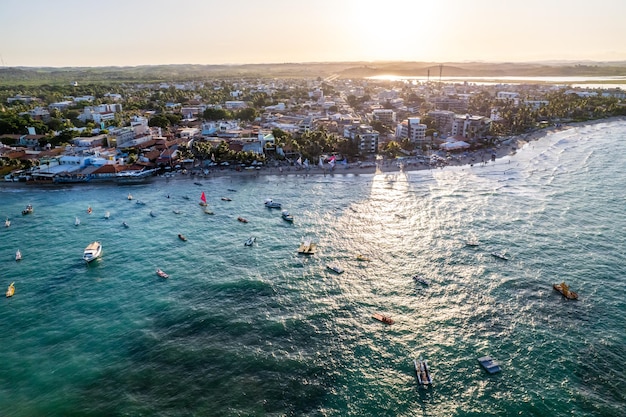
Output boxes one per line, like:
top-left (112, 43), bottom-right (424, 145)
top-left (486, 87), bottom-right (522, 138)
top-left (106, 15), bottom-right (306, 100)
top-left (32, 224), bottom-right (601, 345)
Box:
top-left (1, 119), bottom-right (625, 416)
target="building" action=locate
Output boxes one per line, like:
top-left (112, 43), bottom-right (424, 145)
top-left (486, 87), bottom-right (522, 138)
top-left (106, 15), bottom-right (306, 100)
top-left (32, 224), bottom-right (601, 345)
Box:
top-left (372, 109), bottom-right (396, 124)
top-left (344, 124), bottom-right (379, 154)
top-left (396, 117), bottom-right (427, 145)
top-left (427, 110), bottom-right (455, 135)
top-left (451, 114), bottom-right (490, 140)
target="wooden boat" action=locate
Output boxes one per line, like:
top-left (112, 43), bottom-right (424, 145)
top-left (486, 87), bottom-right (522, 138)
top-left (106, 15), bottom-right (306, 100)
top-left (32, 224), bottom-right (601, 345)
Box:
top-left (6, 282), bottom-right (15, 298)
top-left (178, 234), bottom-right (187, 242)
top-left (356, 254), bottom-right (371, 261)
top-left (372, 313), bottom-right (394, 325)
top-left (15, 249), bottom-right (21, 261)
top-left (326, 265), bottom-right (344, 274)
top-left (237, 216), bottom-right (249, 223)
top-left (156, 268), bottom-right (169, 279)
top-left (553, 281), bottom-right (578, 300)
top-left (478, 356), bottom-right (502, 374)
top-left (244, 236), bottom-right (256, 246)
top-left (414, 358), bottom-right (433, 386)
top-left (412, 275), bottom-right (430, 285)
top-left (22, 204), bottom-right (33, 215)
top-left (297, 239), bottom-right (316, 255)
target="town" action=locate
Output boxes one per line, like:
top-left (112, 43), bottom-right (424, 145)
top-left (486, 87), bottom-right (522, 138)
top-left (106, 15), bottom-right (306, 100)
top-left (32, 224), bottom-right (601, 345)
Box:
top-left (1, 70), bottom-right (625, 183)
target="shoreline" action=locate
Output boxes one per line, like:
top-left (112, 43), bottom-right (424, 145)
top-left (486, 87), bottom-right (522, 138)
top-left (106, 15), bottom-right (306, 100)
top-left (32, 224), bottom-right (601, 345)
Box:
top-left (2, 116), bottom-right (624, 187)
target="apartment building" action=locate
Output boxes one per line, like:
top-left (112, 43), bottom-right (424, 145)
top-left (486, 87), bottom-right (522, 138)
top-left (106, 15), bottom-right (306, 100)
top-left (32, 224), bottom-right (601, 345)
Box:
top-left (372, 108), bottom-right (396, 124)
top-left (396, 117), bottom-right (427, 144)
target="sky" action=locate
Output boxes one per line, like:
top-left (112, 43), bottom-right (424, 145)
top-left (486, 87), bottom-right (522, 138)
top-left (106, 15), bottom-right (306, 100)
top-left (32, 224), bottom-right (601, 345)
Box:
top-left (1, 0), bottom-right (625, 67)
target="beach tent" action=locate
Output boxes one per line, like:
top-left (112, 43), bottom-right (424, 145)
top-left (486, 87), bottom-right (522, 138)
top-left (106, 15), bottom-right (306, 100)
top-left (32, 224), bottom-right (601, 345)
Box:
top-left (439, 141), bottom-right (470, 151)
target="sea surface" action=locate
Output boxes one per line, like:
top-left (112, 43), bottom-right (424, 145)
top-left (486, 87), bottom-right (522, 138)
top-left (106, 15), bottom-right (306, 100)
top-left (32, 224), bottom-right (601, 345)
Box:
top-left (1, 120), bottom-right (625, 417)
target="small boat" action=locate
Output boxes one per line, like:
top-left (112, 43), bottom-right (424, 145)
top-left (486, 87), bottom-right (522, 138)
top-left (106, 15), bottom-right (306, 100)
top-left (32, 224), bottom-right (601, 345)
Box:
top-left (15, 249), bottom-right (21, 261)
top-left (414, 358), bottom-right (433, 386)
top-left (281, 210), bottom-right (294, 222)
top-left (156, 268), bottom-right (169, 279)
top-left (149, 211), bottom-right (156, 217)
top-left (553, 281), bottom-right (578, 300)
top-left (204, 208), bottom-right (214, 215)
top-left (83, 241), bottom-right (102, 263)
top-left (136, 200), bottom-right (146, 206)
top-left (221, 197), bottom-right (232, 201)
top-left (182, 195), bottom-right (190, 200)
top-left (75, 217), bottom-right (80, 226)
top-left (6, 282), bottom-right (15, 298)
top-left (104, 211), bottom-right (110, 219)
top-left (237, 216), bottom-right (248, 223)
top-left (297, 239), bottom-right (316, 255)
top-left (244, 236), bottom-right (256, 246)
top-left (122, 221), bottom-right (129, 228)
top-left (87, 206), bottom-right (92, 214)
top-left (412, 275), bottom-right (431, 285)
top-left (4, 218), bottom-right (10, 227)
top-left (127, 193), bottom-right (133, 200)
top-left (491, 251), bottom-right (509, 260)
top-left (326, 265), bottom-right (344, 274)
top-left (178, 234), bottom-right (187, 242)
top-left (478, 355), bottom-right (502, 374)
top-left (264, 198), bottom-right (282, 209)
top-left (194, 182), bottom-right (203, 186)
top-left (466, 239), bottom-right (480, 246)
top-left (227, 189), bottom-right (237, 192)
top-left (356, 254), bottom-right (371, 262)
top-left (173, 209), bottom-right (182, 214)
top-left (372, 313), bottom-right (394, 325)
top-left (199, 191), bottom-right (208, 206)
top-left (22, 204), bottom-right (33, 215)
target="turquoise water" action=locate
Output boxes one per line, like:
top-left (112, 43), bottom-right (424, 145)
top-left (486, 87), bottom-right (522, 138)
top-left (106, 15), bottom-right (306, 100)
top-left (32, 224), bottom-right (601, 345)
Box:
top-left (1, 120), bottom-right (625, 416)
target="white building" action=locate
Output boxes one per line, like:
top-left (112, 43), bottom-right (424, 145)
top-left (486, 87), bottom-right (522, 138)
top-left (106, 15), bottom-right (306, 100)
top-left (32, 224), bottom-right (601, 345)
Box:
top-left (396, 117), bottom-right (427, 144)
top-left (372, 109), bottom-right (396, 124)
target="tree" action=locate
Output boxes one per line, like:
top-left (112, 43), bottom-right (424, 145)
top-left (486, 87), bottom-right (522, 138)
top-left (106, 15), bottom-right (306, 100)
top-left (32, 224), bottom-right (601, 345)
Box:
top-left (148, 114), bottom-right (171, 129)
top-left (203, 108), bottom-right (231, 120)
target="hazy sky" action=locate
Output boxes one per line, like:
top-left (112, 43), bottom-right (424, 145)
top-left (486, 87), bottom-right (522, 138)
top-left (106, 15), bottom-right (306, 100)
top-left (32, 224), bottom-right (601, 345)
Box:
top-left (1, 0), bottom-right (625, 67)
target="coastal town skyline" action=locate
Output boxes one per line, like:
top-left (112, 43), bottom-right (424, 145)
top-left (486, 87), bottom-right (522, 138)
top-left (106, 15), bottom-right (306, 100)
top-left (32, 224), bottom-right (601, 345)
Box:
top-left (2, 0), bottom-right (626, 68)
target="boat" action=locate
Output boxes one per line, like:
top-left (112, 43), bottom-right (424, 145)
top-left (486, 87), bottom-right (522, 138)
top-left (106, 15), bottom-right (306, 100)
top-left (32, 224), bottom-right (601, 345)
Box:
top-left (237, 216), bottom-right (248, 223)
top-left (75, 217), bottom-right (80, 226)
top-left (182, 195), bottom-right (190, 200)
top-left (478, 356), bottom-right (502, 374)
top-left (264, 198), bottom-right (282, 209)
top-left (149, 211), bottom-right (157, 217)
top-left (466, 239), bottom-right (480, 246)
top-left (83, 241), bottom-right (102, 263)
top-left (356, 254), bottom-right (371, 262)
top-left (136, 200), bottom-right (146, 205)
top-left (491, 251), bottom-right (509, 260)
top-left (87, 206), bottom-right (92, 214)
top-left (326, 265), bottom-right (344, 274)
top-left (412, 275), bottom-right (431, 285)
top-left (104, 211), bottom-right (110, 219)
top-left (281, 210), bottom-right (294, 222)
top-left (156, 268), bottom-right (169, 279)
top-left (372, 313), bottom-right (394, 325)
top-left (173, 209), bottom-right (182, 214)
top-left (5, 218), bottom-right (10, 227)
top-left (297, 239), bottom-right (316, 255)
top-left (227, 189), bottom-right (237, 192)
top-left (553, 281), bottom-right (579, 300)
top-left (194, 182), bottom-right (203, 186)
top-left (221, 197), bottom-right (232, 201)
top-left (115, 168), bottom-right (157, 184)
top-left (6, 282), bottom-right (15, 298)
top-left (15, 249), bottom-right (21, 261)
top-left (122, 221), bottom-right (129, 228)
top-left (22, 204), bottom-right (33, 215)
top-left (204, 208), bottom-right (214, 215)
top-left (414, 358), bottom-right (433, 386)
top-left (178, 234), bottom-right (187, 242)
top-left (127, 193), bottom-right (133, 200)
top-left (244, 236), bottom-right (256, 246)
top-left (199, 191), bottom-right (208, 206)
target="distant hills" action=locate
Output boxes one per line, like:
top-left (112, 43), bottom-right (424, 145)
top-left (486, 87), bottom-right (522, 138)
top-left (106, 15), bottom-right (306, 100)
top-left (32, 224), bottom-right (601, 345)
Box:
top-left (1, 61), bottom-right (626, 85)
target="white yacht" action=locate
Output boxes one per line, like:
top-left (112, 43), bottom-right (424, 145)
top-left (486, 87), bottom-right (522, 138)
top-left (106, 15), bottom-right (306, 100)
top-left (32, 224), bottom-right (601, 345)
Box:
top-left (264, 198), bottom-right (282, 209)
top-left (83, 241), bottom-right (102, 263)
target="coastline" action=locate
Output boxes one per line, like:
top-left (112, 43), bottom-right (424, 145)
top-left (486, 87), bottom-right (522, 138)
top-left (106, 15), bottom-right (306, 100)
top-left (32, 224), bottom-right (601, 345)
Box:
top-left (3, 116), bottom-right (624, 188)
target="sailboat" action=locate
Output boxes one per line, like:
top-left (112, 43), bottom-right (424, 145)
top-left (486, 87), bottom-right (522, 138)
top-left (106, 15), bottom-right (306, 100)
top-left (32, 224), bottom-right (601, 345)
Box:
top-left (75, 217), bottom-right (80, 226)
top-left (104, 211), bottom-right (110, 219)
top-left (127, 193), bottom-right (133, 200)
top-left (15, 249), bottom-right (22, 261)
top-left (4, 218), bottom-right (10, 227)
top-left (199, 191), bottom-right (208, 206)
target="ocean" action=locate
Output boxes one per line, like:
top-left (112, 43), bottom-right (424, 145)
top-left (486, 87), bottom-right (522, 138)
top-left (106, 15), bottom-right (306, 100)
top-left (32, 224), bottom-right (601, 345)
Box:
top-left (1, 119), bottom-right (625, 416)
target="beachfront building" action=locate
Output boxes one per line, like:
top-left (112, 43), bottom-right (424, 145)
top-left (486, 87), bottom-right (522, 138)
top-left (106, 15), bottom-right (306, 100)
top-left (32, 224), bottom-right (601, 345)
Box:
top-left (451, 114), bottom-right (491, 140)
top-left (427, 110), bottom-right (455, 135)
top-left (396, 117), bottom-right (427, 145)
top-left (343, 124), bottom-right (379, 155)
